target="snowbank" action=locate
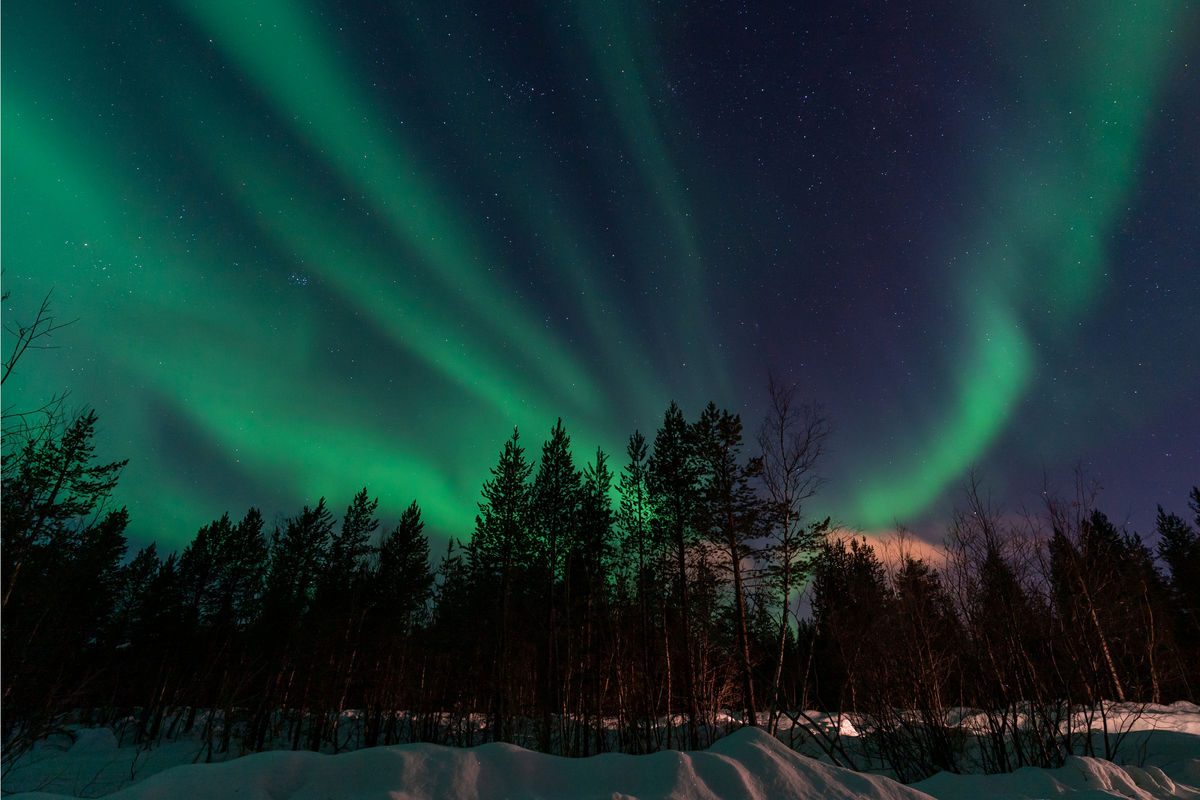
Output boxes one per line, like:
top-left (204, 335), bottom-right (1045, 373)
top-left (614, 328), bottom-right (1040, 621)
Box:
top-left (7, 727), bottom-right (932, 800)
top-left (916, 755), bottom-right (1200, 800)
top-left (914, 703), bottom-right (1200, 800)
top-left (6, 704), bottom-right (1198, 800)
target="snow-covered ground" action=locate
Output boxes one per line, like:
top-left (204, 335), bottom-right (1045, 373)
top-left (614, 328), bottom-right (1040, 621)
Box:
top-left (5, 703), bottom-right (1198, 800)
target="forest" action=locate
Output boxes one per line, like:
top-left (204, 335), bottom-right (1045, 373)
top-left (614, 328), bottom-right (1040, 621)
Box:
top-left (3, 367), bottom-right (1198, 782)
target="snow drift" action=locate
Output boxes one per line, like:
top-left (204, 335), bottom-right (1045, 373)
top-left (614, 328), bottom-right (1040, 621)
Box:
top-left (8, 727), bottom-right (932, 800)
top-left (6, 704), bottom-right (1199, 800)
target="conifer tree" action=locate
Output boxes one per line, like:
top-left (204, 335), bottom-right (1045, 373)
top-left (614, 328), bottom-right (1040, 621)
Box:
top-left (1, 408), bottom-right (129, 756)
top-left (470, 428), bottom-right (534, 742)
top-left (693, 402), bottom-right (760, 726)
top-left (576, 448), bottom-right (614, 591)
top-left (531, 418), bottom-right (581, 751)
top-left (811, 536), bottom-right (891, 710)
top-left (647, 401), bottom-right (702, 747)
top-left (890, 555), bottom-right (965, 773)
top-left (567, 448), bottom-right (615, 754)
top-left (618, 431), bottom-right (655, 599)
top-left (532, 419), bottom-right (580, 591)
top-left (973, 541), bottom-right (1041, 705)
top-left (110, 542), bottom-right (163, 646)
top-left (2, 409), bottom-right (127, 611)
top-left (1156, 500), bottom-right (1200, 639)
top-left (1048, 509), bottom-right (1155, 702)
top-left (377, 501), bottom-right (433, 627)
top-left (324, 488), bottom-right (380, 602)
top-left (617, 430), bottom-right (661, 750)
top-left (179, 513), bottom-right (235, 627)
top-left (224, 509), bottom-right (268, 629)
top-left (266, 499), bottom-right (335, 620)
top-left (472, 429), bottom-right (534, 584)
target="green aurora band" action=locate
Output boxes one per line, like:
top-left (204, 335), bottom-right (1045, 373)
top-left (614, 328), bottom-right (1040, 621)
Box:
top-left (3, 0), bottom-right (704, 543)
top-left (2, 1), bottom-right (1188, 546)
top-left (845, 1), bottom-right (1186, 529)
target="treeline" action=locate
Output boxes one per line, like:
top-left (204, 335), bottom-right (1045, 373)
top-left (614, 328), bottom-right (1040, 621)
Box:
top-left (804, 480), bottom-right (1200, 779)
top-left (1, 388), bottom-right (830, 762)
top-left (3, 390), bottom-right (1199, 776)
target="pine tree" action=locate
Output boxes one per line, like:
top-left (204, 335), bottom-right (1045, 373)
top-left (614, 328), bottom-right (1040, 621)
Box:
top-left (127, 552), bottom-right (194, 746)
top-left (532, 418), bottom-right (580, 590)
top-left (179, 513), bottom-right (235, 627)
top-left (377, 501), bottom-right (434, 630)
top-left (576, 448), bottom-right (614, 591)
top-left (324, 488), bottom-right (380, 602)
top-left (693, 402), bottom-right (760, 726)
top-left (530, 418), bottom-right (581, 751)
top-left (472, 428), bottom-right (534, 585)
top-left (110, 543), bottom-right (163, 647)
top-left (811, 536), bottom-right (891, 711)
top-left (1157, 500), bottom-right (1200, 639)
top-left (617, 430), bottom-right (661, 750)
top-left (1, 409), bottom-right (129, 756)
top-left (569, 447), bottom-right (615, 754)
top-left (618, 431), bottom-right (655, 600)
top-left (224, 509), bottom-right (268, 629)
top-left (891, 555), bottom-right (965, 773)
top-left (647, 401), bottom-right (702, 747)
top-left (1049, 510), bottom-right (1136, 702)
top-left (2, 409), bottom-right (127, 611)
top-left (173, 508), bottom-right (267, 754)
top-left (266, 499), bottom-right (335, 620)
top-left (973, 541), bottom-right (1040, 705)
top-left (470, 427), bottom-right (534, 743)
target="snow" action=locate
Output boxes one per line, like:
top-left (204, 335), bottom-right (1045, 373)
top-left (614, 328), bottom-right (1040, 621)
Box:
top-left (914, 703), bottom-right (1200, 800)
top-left (5, 704), bottom-right (1198, 800)
top-left (5, 727), bottom-right (933, 800)
top-left (916, 756), bottom-right (1200, 800)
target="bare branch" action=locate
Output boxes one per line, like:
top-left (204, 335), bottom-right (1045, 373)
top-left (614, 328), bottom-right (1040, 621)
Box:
top-left (2, 290), bottom-right (77, 386)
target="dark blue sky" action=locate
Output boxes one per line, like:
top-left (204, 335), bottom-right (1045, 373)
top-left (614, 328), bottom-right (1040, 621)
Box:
top-left (4, 0), bottom-right (1197, 549)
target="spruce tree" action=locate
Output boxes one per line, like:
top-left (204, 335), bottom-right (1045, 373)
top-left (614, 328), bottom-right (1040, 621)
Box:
top-left (618, 431), bottom-right (655, 600)
top-left (324, 488), bottom-right (380, 602)
top-left (693, 402), bottom-right (760, 726)
top-left (2, 409), bottom-right (127, 612)
top-left (377, 501), bottom-right (434, 630)
top-left (1, 409), bottom-right (129, 755)
top-left (576, 448), bottom-right (614, 590)
top-left (472, 428), bottom-right (534, 585)
top-left (531, 418), bottom-right (581, 751)
top-left (266, 499), bottom-right (335, 620)
top-left (470, 427), bottom-right (534, 742)
top-left (811, 536), bottom-right (891, 710)
top-left (1157, 501), bottom-right (1200, 639)
top-left (647, 401), bottom-right (701, 747)
top-left (617, 430), bottom-right (660, 749)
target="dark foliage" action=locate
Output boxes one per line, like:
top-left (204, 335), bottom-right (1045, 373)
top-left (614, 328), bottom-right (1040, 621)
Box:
top-left (3, 392), bottom-right (1195, 778)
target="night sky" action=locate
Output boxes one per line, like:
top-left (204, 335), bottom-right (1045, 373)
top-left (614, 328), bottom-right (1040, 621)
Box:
top-left (4, 1), bottom-right (1198, 552)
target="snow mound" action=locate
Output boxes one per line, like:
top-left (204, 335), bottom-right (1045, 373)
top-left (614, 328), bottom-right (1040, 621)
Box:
top-left (7, 727), bottom-right (934, 800)
top-left (916, 754), bottom-right (1200, 800)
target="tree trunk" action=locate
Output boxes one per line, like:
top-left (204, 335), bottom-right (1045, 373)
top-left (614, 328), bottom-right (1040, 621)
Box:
top-left (675, 533), bottom-right (700, 749)
top-left (727, 526), bottom-right (757, 726)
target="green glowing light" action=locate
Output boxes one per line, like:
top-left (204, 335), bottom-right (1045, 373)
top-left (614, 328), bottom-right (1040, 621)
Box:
top-left (4, 5), bottom-right (659, 548)
top-left (565, 0), bottom-right (729, 398)
top-left (853, 303), bottom-right (1033, 528)
top-left (846, 2), bottom-right (1184, 528)
top-left (173, 0), bottom-right (602, 409)
top-left (8, 0), bottom-right (1183, 551)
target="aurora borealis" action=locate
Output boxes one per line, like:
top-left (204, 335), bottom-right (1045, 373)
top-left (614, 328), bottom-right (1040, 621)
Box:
top-left (4, 1), bottom-right (1197, 549)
